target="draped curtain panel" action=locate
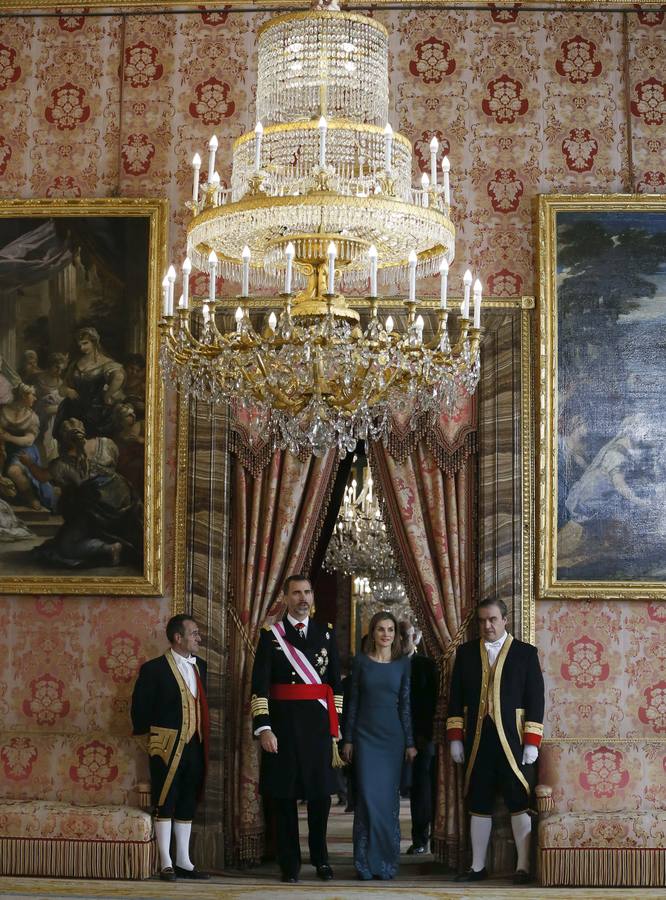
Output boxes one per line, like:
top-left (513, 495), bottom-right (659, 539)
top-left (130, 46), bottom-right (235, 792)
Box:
top-left (370, 400), bottom-right (477, 871)
top-left (225, 433), bottom-right (338, 864)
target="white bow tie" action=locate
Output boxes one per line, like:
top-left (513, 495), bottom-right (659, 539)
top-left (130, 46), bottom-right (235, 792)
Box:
top-left (484, 639), bottom-right (503, 649)
top-left (180, 654), bottom-right (197, 665)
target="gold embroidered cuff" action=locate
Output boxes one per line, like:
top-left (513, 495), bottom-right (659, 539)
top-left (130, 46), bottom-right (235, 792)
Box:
top-left (446, 716), bottom-right (464, 730)
top-left (523, 721), bottom-right (544, 735)
top-left (334, 694), bottom-right (343, 714)
top-left (251, 694), bottom-right (269, 717)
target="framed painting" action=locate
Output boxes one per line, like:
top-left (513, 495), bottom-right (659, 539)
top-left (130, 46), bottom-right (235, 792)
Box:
top-left (0, 198), bottom-right (167, 594)
top-left (537, 194), bottom-right (666, 599)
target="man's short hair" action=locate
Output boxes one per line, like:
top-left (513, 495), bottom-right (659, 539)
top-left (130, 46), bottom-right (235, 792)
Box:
top-left (166, 614), bottom-right (195, 643)
top-left (282, 573), bottom-right (311, 594)
top-left (477, 597), bottom-right (509, 618)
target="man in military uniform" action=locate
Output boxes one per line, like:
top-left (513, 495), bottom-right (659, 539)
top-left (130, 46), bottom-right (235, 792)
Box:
top-left (447, 598), bottom-right (544, 884)
top-left (131, 614), bottom-right (210, 882)
top-left (251, 574), bottom-right (343, 883)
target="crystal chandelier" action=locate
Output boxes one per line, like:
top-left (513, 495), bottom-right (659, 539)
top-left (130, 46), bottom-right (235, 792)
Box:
top-left (324, 466), bottom-right (396, 578)
top-left (160, 0), bottom-right (483, 457)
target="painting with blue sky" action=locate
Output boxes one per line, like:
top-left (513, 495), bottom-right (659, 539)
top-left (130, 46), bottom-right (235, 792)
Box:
top-left (556, 209), bottom-right (666, 581)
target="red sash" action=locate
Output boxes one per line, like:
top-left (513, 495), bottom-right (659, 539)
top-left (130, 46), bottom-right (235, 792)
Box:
top-left (270, 683), bottom-right (339, 738)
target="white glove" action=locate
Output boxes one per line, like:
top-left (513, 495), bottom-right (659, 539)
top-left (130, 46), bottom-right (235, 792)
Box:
top-left (450, 740), bottom-right (465, 764)
top-left (522, 744), bottom-right (538, 765)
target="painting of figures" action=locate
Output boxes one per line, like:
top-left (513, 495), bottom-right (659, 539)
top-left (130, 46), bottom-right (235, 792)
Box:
top-left (537, 195), bottom-right (666, 599)
top-left (0, 199), bottom-right (166, 594)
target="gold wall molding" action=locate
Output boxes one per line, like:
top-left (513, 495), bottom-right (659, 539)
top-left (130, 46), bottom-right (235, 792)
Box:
top-left (1, 1), bottom-right (664, 12)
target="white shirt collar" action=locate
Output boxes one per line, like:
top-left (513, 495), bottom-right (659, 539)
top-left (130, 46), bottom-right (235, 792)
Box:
top-left (484, 631), bottom-right (508, 650)
top-left (171, 648), bottom-right (196, 665)
top-left (287, 613), bottom-right (308, 635)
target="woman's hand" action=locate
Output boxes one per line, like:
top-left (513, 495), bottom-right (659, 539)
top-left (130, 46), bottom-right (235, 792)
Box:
top-left (405, 746), bottom-right (417, 763)
top-left (342, 742), bottom-right (353, 763)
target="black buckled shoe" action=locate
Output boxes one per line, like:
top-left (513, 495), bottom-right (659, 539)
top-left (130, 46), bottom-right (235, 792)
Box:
top-left (513, 869), bottom-right (532, 884)
top-left (316, 863), bottom-right (334, 880)
top-left (455, 867), bottom-right (487, 881)
top-left (406, 843), bottom-right (428, 855)
top-left (280, 872), bottom-right (299, 883)
top-left (173, 865), bottom-right (210, 879)
top-left (159, 866), bottom-right (177, 882)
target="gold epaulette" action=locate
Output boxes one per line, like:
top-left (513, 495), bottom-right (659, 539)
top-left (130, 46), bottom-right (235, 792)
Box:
top-left (262, 623), bottom-right (271, 631)
top-left (327, 622), bottom-right (333, 630)
top-left (334, 694), bottom-right (343, 714)
top-left (250, 694), bottom-right (269, 717)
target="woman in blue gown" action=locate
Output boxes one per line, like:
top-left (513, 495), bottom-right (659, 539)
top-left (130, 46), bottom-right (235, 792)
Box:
top-left (342, 611), bottom-right (416, 879)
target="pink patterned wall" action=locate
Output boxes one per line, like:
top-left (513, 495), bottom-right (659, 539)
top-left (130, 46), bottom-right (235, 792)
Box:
top-left (0, 6), bottom-right (664, 812)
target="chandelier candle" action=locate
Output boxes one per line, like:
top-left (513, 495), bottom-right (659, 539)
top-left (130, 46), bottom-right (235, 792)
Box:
top-left (369, 244), bottom-right (378, 297)
top-left (162, 275), bottom-right (170, 318)
top-left (442, 156), bottom-right (451, 207)
top-left (473, 279), bottom-right (483, 329)
top-left (166, 266), bottom-right (176, 317)
top-left (421, 173), bottom-right (430, 208)
top-left (181, 257), bottom-right (191, 309)
top-left (208, 251), bottom-right (217, 302)
top-left (241, 245), bottom-right (251, 297)
top-left (439, 257), bottom-right (449, 308)
top-left (429, 136), bottom-right (439, 187)
top-left (408, 250), bottom-right (417, 301)
top-left (462, 269), bottom-right (473, 318)
top-left (207, 134), bottom-right (218, 183)
top-left (284, 242), bottom-right (295, 294)
top-left (327, 241), bottom-right (337, 294)
top-left (192, 153), bottom-right (201, 204)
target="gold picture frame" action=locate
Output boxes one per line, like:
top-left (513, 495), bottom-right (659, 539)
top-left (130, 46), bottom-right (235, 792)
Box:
top-left (537, 194), bottom-right (666, 600)
top-left (0, 197), bottom-right (167, 595)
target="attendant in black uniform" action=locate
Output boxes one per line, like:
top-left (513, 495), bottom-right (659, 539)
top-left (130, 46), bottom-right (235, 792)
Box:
top-left (447, 598), bottom-right (545, 884)
top-left (251, 574), bottom-right (343, 883)
top-left (399, 619), bottom-right (438, 855)
top-left (131, 615), bottom-right (210, 882)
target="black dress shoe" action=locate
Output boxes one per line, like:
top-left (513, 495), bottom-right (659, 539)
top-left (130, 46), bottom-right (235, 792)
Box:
top-left (159, 866), bottom-right (177, 882)
top-left (316, 863), bottom-right (334, 880)
top-left (280, 874), bottom-right (299, 883)
top-left (513, 869), bottom-right (532, 884)
top-left (174, 865), bottom-right (210, 879)
top-left (406, 843), bottom-right (428, 855)
top-left (455, 867), bottom-right (487, 881)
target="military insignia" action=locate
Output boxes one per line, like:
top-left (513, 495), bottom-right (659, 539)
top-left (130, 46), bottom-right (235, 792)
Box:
top-left (315, 651), bottom-right (328, 675)
top-left (325, 631), bottom-right (330, 639)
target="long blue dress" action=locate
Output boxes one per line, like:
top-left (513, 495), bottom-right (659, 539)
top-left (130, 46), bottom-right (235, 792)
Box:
top-left (344, 653), bottom-right (414, 879)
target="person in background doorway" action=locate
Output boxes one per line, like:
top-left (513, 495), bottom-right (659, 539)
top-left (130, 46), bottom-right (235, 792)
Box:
top-left (399, 619), bottom-right (438, 855)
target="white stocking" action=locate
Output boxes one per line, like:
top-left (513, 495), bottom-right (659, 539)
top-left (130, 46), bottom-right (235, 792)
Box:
top-left (511, 812), bottom-right (532, 872)
top-left (470, 814), bottom-right (492, 872)
top-left (173, 820), bottom-right (194, 870)
top-left (154, 819), bottom-right (172, 870)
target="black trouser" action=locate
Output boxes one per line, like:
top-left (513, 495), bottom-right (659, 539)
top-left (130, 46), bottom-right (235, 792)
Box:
top-left (467, 718), bottom-right (529, 816)
top-left (274, 795), bottom-right (331, 877)
top-left (154, 735), bottom-right (204, 820)
top-left (410, 740), bottom-right (435, 846)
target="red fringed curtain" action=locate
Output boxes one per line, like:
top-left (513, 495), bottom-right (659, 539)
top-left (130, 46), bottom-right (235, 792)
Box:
top-left (370, 399), bottom-right (477, 871)
top-left (224, 422), bottom-right (338, 865)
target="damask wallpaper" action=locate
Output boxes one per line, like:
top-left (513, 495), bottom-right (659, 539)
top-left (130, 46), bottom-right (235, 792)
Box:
top-left (0, 4), bottom-right (664, 820)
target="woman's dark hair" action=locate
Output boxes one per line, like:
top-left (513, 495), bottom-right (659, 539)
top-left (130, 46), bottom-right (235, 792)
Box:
top-left (365, 610), bottom-right (402, 660)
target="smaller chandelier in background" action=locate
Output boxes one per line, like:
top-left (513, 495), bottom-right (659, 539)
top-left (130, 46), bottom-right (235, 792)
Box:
top-left (324, 467), bottom-right (396, 578)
